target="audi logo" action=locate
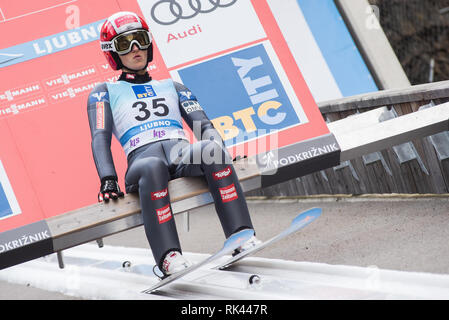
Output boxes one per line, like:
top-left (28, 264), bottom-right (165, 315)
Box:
top-left (150, 0), bottom-right (238, 25)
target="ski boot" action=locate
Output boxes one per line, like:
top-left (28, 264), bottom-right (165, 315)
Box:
top-left (232, 235), bottom-right (262, 256)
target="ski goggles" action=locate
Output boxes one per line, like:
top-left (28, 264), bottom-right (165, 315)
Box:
top-left (100, 29), bottom-right (152, 55)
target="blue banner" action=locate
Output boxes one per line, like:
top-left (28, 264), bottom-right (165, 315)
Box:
top-left (0, 20), bottom-right (105, 69)
top-left (178, 43), bottom-right (301, 145)
top-left (119, 119), bottom-right (183, 146)
top-left (296, 0), bottom-right (378, 96)
top-left (0, 184), bottom-right (13, 219)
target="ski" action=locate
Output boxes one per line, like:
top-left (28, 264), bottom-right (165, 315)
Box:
top-left (142, 228), bottom-right (254, 294)
top-left (214, 207), bottom-right (322, 270)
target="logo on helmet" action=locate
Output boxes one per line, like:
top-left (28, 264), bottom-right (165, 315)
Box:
top-left (101, 12), bottom-right (153, 70)
top-left (114, 15), bottom-right (138, 28)
top-left (101, 43), bottom-right (113, 51)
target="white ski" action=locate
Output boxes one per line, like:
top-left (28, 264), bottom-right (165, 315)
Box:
top-left (214, 207), bottom-right (322, 270)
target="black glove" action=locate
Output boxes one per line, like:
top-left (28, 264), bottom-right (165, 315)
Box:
top-left (98, 177), bottom-right (124, 203)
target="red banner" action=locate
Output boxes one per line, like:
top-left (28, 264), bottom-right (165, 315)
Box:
top-left (0, 0), bottom-right (328, 233)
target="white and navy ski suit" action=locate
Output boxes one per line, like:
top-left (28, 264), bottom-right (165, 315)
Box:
top-left (87, 72), bottom-right (254, 269)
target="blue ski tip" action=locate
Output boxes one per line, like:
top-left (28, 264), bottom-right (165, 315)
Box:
top-left (224, 229), bottom-right (254, 251)
top-left (292, 207), bottom-right (322, 228)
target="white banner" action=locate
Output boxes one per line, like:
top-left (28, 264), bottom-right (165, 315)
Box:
top-left (137, 0), bottom-right (266, 68)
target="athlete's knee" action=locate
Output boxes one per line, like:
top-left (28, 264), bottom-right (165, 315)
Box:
top-left (200, 140), bottom-right (230, 165)
top-left (137, 157), bottom-right (169, 185)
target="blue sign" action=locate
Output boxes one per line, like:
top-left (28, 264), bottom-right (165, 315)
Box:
top-left (0, 184), bottom-right (12, 219)
top-left (297, 0), bottom-right (378, 96)
top-left (177, 43), bottom-right (301, 145)
top-left (0, 20), bottom-right (105, 69)
top-left (119, 119), bottom-right (183, 146)
top-left (132, 85), bottom-right (156, 99)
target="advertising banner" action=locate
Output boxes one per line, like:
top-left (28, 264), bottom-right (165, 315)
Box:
top-left (0, 0), bottom-right (131, 232)
top-left (0, 160), bottom-right (21, 220)
top-left (0, 0), bottom-right (340, 234)
top-left (292, 0), bottom-right (378, 100)
top-left (137, 0), bottom-right (329, 158)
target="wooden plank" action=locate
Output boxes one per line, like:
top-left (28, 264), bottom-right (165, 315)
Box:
top-left (336, 102), bottom-right (449, 161)
top-left (438, 158), bottom-right (449, 191)
top-left (327, 107), bottom-right (388, 135)
top-left (298, 102), bottom-right (449, 195)
top-left (349, 157), bottom-right (370, 194)
top-left (318, 80), bottom-right (449, 114)
top-left (410, 103), bottom-right (448, 193)
top-left (47, 157), bottom-right (261, 240)
top-left (306, 171), bottom-right (332, 195)
top-left (364, 160), bottom-right (394, 193)
top-left (48, 132), bottom-right (342, 247)
top-left (332, 165), bottom-right (355, 194)
top-left (421, 136), bottom-right (449, 193)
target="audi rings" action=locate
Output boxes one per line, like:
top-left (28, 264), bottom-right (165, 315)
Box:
top-left (150, 0), bottom-right (238, 25)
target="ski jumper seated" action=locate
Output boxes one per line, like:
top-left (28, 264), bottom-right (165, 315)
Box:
top-left (87, 11), bottom-right (260, 276)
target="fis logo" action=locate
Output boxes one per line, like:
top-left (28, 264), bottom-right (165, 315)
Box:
top-left (132, 85), bottom-right (156, 99)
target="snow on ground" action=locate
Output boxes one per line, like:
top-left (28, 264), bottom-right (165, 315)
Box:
top-left (1, 243), bottom-right (448, 300)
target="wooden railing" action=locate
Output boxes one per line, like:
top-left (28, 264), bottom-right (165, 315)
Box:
top-left (249, 81), bottom-right (449, 196)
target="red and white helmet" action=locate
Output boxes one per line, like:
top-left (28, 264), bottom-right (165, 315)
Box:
top-left (100, 11), bottom-right (153, 70)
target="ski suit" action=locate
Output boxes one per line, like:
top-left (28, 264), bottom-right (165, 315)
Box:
top-left (87, 72), bottom-right (254, 269)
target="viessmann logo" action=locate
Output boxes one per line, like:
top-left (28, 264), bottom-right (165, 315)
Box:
top-left (0, 20), bottom-right (105, 68)
top-left (149, 0), bottom-right (237, 25)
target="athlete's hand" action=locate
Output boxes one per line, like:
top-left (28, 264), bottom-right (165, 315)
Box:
top-left (98, 178), bottom-right (124, 203)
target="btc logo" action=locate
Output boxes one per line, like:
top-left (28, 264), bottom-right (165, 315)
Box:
top-left (211, 101), bottom-right (285, 140)
top-left (132, 85), bottom-right (156, 99)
